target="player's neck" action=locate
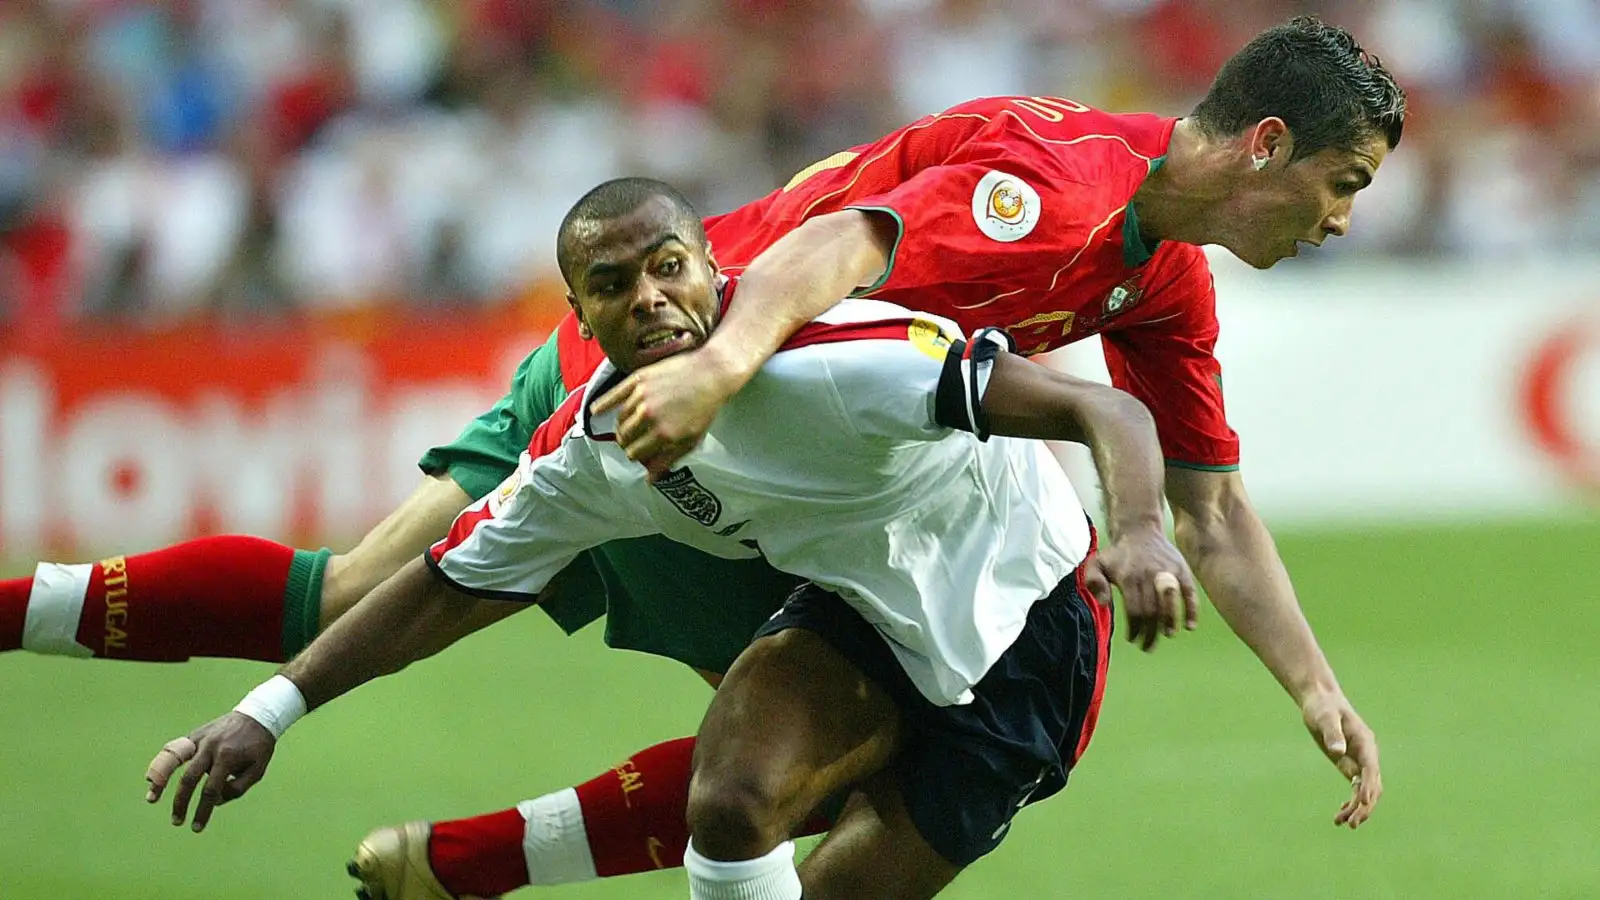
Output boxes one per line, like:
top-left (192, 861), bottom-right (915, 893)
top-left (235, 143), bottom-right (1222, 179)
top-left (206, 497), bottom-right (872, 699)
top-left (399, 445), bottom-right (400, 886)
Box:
top-left (1131, 119), bottom-right (1244, 249)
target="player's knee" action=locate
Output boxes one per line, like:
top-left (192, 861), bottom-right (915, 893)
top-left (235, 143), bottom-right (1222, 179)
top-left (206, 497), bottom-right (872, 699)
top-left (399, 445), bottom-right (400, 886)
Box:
top-left (686, 769), bottom-right (789, 860)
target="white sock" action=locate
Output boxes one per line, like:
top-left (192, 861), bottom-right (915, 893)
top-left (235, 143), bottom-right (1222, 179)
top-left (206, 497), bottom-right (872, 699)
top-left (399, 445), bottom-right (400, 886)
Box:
top-left (517, 788), bottom-right (598, 885)
top-left (685, 839), bottom-right (802, 900)
top-left (22, 563), bottom-right (93, 657)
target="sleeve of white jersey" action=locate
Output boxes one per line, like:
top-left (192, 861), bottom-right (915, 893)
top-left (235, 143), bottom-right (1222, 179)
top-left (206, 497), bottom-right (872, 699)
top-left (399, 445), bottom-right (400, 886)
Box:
top-left (426, 440), bottom-right (653, 601)
top-left (822, 320), bottom-right (1015, 443)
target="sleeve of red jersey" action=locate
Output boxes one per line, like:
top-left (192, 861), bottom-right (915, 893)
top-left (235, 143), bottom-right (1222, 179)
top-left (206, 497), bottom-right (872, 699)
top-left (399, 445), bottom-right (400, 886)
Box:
top-left (844, 160), bottom-right (1112, 300)
top-left (1099, 250), bottom-right (1240, 471)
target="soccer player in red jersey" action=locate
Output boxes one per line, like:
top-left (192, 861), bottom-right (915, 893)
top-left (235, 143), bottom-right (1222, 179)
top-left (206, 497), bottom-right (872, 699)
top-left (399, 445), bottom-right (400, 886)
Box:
top-left (601, 14), bottom-right (1403, 816)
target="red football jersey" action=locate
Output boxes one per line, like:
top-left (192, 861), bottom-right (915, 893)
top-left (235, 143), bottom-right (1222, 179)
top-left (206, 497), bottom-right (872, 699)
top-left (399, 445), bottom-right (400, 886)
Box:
top-left (574, 96), bottom-right (1239, 468)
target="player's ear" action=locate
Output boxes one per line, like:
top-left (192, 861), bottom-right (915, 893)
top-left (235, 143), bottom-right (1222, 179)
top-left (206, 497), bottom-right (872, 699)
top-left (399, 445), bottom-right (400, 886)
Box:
top-left (1248, 117), bottom-right (1290, 170)
top-left (566, 292), bottom-right (594, 340)
top-left (705, 245), bottom-right (720, 278)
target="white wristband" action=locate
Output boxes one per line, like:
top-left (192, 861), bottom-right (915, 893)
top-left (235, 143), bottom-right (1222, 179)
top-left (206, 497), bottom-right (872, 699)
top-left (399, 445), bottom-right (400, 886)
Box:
top-left (233, 675), bottom-right (307, 740)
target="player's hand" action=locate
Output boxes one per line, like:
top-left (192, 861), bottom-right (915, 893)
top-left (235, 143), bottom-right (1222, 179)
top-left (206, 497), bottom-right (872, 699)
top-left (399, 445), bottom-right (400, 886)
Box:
top-left (144, 712), bottom-right (276, 833)
top-left (1079, 553), bottom-right (1113, 607)
top-left (1300, 689), bottom-right (1382, 828)
top-left (1093, 527), bottom-right (1199, 651)
top-left (592, 347), bottom-right (742, 480)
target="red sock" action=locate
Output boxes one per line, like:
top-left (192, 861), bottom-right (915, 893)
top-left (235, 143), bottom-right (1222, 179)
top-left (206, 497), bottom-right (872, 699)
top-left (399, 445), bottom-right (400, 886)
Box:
top-left (573, 737), bottom-right (833, 874)
top-left (427, 737), bottom-right (701, 895)
top-left (427, 807), bottom-right (527, 897)
top-left (576, 735), bottom-right (698, 876)
top-left (3, 535), bottom-right (309, 662)
top-left (426, 736), bottom-right (835, 893)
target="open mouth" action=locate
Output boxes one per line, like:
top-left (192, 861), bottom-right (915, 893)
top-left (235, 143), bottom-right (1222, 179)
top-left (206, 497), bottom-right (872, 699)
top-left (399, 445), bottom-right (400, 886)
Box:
top-left (636, 327), bottom-right (694, 362)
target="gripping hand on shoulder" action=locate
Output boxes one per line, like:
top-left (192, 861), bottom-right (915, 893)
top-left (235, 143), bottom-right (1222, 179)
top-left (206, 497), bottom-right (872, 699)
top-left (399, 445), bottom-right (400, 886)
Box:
top-left (592, 348), bottom-right (742, 480)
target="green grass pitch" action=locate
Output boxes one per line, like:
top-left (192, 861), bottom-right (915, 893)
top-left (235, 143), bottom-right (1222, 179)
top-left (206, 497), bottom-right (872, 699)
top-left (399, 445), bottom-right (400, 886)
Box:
top-left (1, 517), bottom-right (1596, 899)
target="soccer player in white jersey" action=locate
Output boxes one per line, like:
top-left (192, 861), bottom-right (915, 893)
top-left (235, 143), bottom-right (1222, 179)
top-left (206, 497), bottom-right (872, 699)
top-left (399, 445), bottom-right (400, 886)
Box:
top-left (150, 178), bottom-right (1196, 900)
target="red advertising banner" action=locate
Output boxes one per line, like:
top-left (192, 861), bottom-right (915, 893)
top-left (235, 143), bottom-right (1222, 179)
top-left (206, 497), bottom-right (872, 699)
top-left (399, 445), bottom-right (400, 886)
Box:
top-left (1520, 316), bottom-right (1600, 496)
top-left (0, 307), bottom-right (562, 558)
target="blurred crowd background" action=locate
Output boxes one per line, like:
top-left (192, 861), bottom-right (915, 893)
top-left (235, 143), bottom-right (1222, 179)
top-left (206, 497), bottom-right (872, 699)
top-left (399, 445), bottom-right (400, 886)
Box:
top-left (2, 0), bottom-right (1597, 330)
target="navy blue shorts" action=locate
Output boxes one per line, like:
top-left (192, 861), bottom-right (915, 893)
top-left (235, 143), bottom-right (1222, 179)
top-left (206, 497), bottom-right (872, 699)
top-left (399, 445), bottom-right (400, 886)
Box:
top-left (754, 567), bottom-right (1112, 867)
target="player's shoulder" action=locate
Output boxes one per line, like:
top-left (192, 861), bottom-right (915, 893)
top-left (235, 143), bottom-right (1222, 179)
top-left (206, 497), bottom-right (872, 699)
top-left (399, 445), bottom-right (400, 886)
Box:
top-left (1142, 243), bottom-right (1215, 307)
top-left (958, 97), bottom-right (1174, 164)
top-left (1115, 242), bottom-right (1218, 330)
top-left (1147, 240), bottom-right (1211, 277)
top-left (779, 298), bottom-right (965, 357)
top-left (554, 311), bottom-right (609, 391)
top-left (526, 383), bottom-right (589, 461)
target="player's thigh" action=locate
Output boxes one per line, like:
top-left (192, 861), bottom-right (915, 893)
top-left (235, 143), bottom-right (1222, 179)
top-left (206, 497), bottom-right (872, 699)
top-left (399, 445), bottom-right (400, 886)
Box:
top-left (800, 775), bottom-right (962, 900)
top-left (692, 627), bottom-right (902, 830)
top-left (319, 474), bottom-right (473, 627)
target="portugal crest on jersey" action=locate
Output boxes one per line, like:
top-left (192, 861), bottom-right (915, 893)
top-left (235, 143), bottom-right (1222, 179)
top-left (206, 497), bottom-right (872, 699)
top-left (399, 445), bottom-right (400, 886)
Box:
top-left (653, 467), bottom-right (723, 527)
top-left (1102, 278), bottom-right (1145, 318)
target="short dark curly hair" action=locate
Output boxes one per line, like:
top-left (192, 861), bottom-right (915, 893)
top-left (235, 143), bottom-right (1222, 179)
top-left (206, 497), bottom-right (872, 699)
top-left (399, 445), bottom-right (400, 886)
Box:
top-left (1192, 16), bottom-right (1407, 160)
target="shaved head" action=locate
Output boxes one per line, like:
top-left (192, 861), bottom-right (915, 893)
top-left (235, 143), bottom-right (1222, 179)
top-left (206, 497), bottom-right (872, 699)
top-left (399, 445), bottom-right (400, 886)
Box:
top-left (557, 178), bottom-right (707, 286)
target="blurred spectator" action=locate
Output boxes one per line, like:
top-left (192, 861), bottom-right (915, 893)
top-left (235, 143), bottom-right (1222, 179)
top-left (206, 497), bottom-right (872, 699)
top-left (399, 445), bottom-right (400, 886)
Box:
top-left (1, 0), bottom-right (1594, 331)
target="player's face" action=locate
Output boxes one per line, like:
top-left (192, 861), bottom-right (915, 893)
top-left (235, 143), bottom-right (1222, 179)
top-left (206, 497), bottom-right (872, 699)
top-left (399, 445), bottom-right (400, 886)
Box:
top-left (1236, 134), bottom-right (1389, 268)
top-left (567, 198), bottom-right (720, 372)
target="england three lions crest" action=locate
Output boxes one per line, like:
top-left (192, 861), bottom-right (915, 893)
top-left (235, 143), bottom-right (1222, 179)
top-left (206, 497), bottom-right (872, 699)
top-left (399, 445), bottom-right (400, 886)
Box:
top-left (654, 467), bottom-right (723, 526)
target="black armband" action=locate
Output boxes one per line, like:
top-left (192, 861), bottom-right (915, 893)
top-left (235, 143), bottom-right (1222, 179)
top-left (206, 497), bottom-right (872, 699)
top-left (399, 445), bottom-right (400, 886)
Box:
top-left (933, 327), bottom-right (1014, 440)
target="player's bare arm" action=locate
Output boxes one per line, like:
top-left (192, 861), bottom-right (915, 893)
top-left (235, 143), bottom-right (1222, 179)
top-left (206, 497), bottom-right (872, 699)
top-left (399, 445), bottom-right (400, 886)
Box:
top-left (1165, 465), bottom-right (1381, 828)
top-left (146, 558), bottom-right (523, 832)
top-left (288, 557), bottom-right (523, 710)
top-left (983, 353), bottom-right (1198, 649)
top-left (593, 209), bottom-right (896, 478)
top-left (316, 473), bottom-right (475, 630)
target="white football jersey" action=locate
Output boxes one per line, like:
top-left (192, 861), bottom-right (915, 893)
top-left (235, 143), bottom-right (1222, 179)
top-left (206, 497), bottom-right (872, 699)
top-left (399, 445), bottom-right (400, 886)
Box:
top-left (430, 295), bottom-right (1093, 706)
